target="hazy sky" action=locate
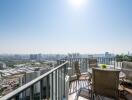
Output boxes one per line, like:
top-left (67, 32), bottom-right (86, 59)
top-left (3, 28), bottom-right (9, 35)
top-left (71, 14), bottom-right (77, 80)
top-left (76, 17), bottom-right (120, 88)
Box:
top-left (0, 0), bottom-right (132, 54)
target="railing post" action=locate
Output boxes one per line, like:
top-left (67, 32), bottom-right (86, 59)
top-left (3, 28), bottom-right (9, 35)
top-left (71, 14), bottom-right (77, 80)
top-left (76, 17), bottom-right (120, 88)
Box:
top-left (58, 68), bottom-right (60, 100)
top-left (51, 72), bottom-right (54, 100)
top-left (55, 70), bottom-right (57, 100)
top-left (60, 67), bottom-right (62, 99)
top-left (14, 94), bottom-right (20, 100)
top-left (40, 79), bottom-right (44, 100)
top-left (57, 69), bottom-right (59, 100)
top-left (30, 85), bottom-right (34, 100)
top-left (63, 65), bottom-right (66, 98)
top-left (46, 75), bottom-right (50, 100)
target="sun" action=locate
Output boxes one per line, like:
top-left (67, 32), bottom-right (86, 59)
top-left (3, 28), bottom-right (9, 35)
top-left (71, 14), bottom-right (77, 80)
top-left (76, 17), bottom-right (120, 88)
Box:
top-left (68, 0), bottom-right (87, 9)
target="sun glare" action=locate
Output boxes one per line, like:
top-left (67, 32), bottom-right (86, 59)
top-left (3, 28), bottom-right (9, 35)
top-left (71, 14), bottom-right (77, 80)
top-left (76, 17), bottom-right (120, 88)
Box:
top-left (68, 0), bottom-right (87, 9)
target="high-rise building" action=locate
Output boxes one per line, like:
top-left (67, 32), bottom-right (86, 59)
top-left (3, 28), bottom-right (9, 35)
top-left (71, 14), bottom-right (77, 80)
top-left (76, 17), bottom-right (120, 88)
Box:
top-left (0, 62), bottom-right (6, 70)
top-left (105, 52), bottom-right (112, 57)
top-left (29, 54), bottom-right (42, 61)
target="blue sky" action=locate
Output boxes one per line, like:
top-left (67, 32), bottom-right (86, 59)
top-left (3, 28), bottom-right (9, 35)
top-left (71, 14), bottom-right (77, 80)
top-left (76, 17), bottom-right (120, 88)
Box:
top-left (0, 0), bottom-right (132, 54)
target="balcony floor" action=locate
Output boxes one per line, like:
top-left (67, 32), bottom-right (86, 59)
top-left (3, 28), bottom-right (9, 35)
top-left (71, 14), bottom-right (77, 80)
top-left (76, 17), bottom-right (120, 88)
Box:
top-left (69, 92), bottom-right (88, 100)
top-left (68, 80), bottom-right (132, 100)
top-left (68, 80), bottom-right (90, 100)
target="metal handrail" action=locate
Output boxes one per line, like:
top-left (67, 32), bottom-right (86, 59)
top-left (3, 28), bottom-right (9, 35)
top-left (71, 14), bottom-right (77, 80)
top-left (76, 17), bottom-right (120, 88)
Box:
top-left (0, 61), bottom-right (68, 100)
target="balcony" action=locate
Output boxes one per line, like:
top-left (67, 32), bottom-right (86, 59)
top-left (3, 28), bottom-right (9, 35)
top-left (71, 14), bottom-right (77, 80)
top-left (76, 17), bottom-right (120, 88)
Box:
top-left (0, 57), bottom-right (132, 100)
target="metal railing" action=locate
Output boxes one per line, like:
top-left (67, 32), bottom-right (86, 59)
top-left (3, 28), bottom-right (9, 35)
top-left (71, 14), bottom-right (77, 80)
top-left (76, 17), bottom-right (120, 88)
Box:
top-left (0, 57), bottom-right (122, 100)
top-left (60, 57), bottom-right (122, 76)
top-left (0, 61), bottom-right (69, 100)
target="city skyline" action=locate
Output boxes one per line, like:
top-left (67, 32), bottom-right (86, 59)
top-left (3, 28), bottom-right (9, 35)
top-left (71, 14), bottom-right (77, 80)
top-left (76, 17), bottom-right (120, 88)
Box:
top-left (0, 0), bottom-right (132, 54)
